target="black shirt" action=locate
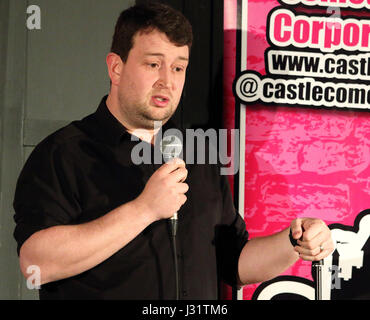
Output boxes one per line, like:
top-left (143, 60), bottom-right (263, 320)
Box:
top-left (13, 96), bottom-right (248, 300)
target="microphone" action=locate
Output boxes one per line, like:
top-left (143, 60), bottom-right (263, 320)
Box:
top-left (160, 134), bottom-right (183, 162)
top-left (160, 134), bottom-right (183, 300)
top-left (160, 134), bottom-right (183, 235)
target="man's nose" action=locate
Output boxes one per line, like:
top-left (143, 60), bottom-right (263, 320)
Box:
top-left (155, 67), bottom-right (172, 89)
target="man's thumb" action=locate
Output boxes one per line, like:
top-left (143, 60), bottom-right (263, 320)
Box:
top-left (290, 218), bottom-right (303, 240)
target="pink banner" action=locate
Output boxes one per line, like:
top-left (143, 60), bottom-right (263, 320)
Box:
top-left (224, 0), bottom-right (370, 300)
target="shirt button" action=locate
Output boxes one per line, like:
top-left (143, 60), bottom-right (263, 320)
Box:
top-left (182, 290), bottom-right (188, 297)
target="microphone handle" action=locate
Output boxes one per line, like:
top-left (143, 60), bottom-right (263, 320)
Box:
top-left (169, 212), bottom-right (179, 300)
top-left (170, 212), bottom-right (178, 237)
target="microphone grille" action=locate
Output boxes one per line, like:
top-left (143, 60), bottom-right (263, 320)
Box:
top-left (160, 135), bottom-right (183, 163)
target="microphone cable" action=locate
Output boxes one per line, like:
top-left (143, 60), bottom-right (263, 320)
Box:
top-left (169, 214), bottom-right (179, 300)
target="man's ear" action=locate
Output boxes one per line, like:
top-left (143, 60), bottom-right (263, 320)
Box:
top-left (106, 53), bottom-right (123, 86)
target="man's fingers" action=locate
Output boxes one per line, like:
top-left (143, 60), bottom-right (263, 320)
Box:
top-left (167, 157), bottom-right (185, 166)
top-left (156, 158), bottom-right (186, 176)
top-left (295, 224), bottom-right (334, 262)
top-left (177, 182), bottom-right (189, 194)
top-left (297, 230), bottom-right (327, 250)
top-left (170, 167), bottom-right (188, 183)
top-left (295, 235), bottom-right (330, 256)
top-left (296, 238), bottom-right (334, 261)
top-left (301, 219), bottom-right (325, 241)
top-left (290, 218), bottom-right (334, 262)
top-left (290, 218), bottom-right (303, 240)
top-left (291, 218), bottom-right (325, 241)
top-left (297, 250), bottom-right (328, 261)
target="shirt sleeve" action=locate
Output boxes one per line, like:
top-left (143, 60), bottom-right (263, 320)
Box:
top-left (13, 139), bottom-right (81, 255)
top-left (215, 171), bottom-right (249, 287)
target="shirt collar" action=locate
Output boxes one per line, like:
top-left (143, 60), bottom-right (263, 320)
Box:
top-left (93, 95), bottom-right (129, 146)
top-left (93, 95), bottom-right (180, 146)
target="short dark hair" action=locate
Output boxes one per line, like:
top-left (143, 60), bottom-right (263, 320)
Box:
top-left (111, 1), bottom-right (193, 62)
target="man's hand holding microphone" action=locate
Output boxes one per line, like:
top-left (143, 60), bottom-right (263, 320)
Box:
top-left (134, 158), bottom-right (188, 224)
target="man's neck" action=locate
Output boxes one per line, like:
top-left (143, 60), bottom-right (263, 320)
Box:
top-left (127, 127), bottom-right (161, 145)
top-left (106, 93), bottom-right (162, 145)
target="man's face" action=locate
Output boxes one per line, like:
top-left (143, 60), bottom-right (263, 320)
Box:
top-left (117, 29), bottom-right (189, 130)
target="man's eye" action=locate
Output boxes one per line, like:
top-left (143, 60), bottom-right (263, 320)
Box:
top-left (174, 67), bottom-right (184, 72)
top-left (148, 63), bottom-right (159, 68)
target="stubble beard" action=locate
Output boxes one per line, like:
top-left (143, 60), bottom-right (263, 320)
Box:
top-left (118, 94), bottom-right (175, 130)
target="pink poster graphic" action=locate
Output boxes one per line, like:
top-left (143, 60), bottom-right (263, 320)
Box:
top-left (224, 0), bottom-right (370, 300)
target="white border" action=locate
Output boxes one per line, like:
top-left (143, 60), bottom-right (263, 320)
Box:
top-left (237, 0), bottom-right (248, 301)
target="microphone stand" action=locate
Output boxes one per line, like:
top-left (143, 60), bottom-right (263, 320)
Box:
top-left (313, 259), bottom-right (324, 300)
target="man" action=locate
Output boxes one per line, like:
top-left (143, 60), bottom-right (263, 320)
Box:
top-left (13, 2), bottom-right (333, 300)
